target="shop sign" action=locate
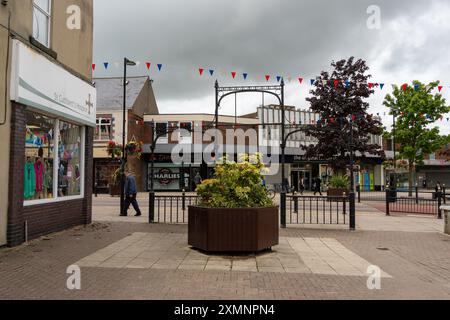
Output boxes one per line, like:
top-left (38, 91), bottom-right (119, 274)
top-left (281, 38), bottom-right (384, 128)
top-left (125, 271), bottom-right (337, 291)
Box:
top-left (10, 40), bottom-right (97, 126)
top-left (155, 168), bottom-right (180, 185)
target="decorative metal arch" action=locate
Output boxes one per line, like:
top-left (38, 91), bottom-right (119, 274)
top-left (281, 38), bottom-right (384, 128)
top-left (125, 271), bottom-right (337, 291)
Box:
top-left (214, 80), bottom-right (284, 128)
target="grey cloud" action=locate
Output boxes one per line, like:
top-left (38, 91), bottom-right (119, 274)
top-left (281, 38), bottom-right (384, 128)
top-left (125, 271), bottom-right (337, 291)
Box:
top-left (93, 0), bottom-right (450, 123)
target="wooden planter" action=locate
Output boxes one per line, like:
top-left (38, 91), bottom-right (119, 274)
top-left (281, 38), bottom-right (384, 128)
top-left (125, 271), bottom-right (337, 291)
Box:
top-left (327, 188), bottom-right (348, 198)
top-left (188, 206), bottom-right (279, 252)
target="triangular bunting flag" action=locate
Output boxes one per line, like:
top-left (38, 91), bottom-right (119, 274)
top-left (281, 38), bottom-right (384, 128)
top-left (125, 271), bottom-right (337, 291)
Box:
top-left (276, 76), bottom-right (282, 82)
top-left (265, 75), bottom-right (270, 82)
top-left (145, 62), bottom-right (151, 70)
top-left (231, 72), bottom-right (236, 79)
top-left (402, 84), bottom-right (408, 91)
top-left (103, 62), bottom-right (109, 70)
top-left (92, 64), bottom-right (96, 71)
top-left (438, 86), bottom-right (443, 92)
top-left (209, 69), bottom-right (214, 76)
top-left (157, 64), bottom-right (163, 71)
top-left (243, 73), bottom-right (248, 80)
top-left (298, 77), bottom-right (304, 84)
top-left (199, 68), bottom-right (204, 76)
top-left (414, 84), bottom-right (420, 91)
top-left (345, 80), bottom-right (350, 88)
top-left (310, 79), bottom-right (315, 85)
top-left (380, 83), bottom-right (385, 90)
top-left (368, 83), bottom-right (374, 89)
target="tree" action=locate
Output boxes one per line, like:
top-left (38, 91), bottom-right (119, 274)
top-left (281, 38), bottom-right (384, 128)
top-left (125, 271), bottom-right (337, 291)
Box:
top-left (383, 81), bottom-right (450, 192)
top-left (303, 57), bottom-right (385, 172)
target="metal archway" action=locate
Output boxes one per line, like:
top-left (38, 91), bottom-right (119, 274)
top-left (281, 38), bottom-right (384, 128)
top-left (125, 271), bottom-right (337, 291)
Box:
top-left (214, 80), bottom-right (290, 227)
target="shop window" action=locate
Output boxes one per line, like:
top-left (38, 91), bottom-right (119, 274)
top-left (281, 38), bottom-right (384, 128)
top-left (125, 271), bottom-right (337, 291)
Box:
top-left (95, 117), bottom-right (112, 141)
top-left (32, 0), bottom-right (51, 47)
top-left (25, 112), bottom-right (55, 201)
top-left (58, 121), bottom-right (83, 197)
top-left (155, 122), bottom-right (168, 143)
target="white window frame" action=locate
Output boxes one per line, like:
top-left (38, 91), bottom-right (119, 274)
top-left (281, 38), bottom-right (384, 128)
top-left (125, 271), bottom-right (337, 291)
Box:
top-left (32, 0), bottom-right (52, 48)
top-left (24, 118), bottom-right (86, 207)
top-left (95, 117), bottom-right (112, 141)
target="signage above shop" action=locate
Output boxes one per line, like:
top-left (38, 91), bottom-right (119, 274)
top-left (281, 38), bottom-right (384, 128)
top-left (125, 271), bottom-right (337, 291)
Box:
top-left (10, 40), bottom-right (97, 127)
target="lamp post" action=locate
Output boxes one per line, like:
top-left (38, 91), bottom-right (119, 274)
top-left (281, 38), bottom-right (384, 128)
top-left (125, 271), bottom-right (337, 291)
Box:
top-left (120, 58), bottom-right (136, 216)
top-left (280, 79), bottom-right (287, 229)
top-left (348, 116), bottom-right (356, 230)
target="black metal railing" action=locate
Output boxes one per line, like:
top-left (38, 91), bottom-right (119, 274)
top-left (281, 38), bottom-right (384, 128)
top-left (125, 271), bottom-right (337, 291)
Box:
top-left (151, 193), bottom-right (200, 224)
top-left (149, 193), bottom-right (351, 226)
top-left (286, 195), bottom-right (349, 225)
top-left (357, 186), bottom-right (443, 203)
top-left (385, 189), bottom-right (444, 218)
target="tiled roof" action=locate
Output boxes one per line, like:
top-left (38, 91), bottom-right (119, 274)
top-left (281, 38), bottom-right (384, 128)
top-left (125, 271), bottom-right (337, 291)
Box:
top-left (94, 77), bottom-right (148, 110)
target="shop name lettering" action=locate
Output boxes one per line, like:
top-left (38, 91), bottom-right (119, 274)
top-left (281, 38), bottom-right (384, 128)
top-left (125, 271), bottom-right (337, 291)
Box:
top-left (154, 172), bottom-right (180, 180)
top-left (54, 93), bottom-right (89, 115)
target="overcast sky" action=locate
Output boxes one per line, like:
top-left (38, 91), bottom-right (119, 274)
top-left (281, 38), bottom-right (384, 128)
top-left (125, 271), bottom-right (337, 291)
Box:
top-left (93, 0), bottom-right (450, 134)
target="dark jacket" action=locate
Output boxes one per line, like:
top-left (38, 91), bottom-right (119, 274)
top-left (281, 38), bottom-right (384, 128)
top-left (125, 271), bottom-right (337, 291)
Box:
top-left (125, 175), bottom-right (138, 196)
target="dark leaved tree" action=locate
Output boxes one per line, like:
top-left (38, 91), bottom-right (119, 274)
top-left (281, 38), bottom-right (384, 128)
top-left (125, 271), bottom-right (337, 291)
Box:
top-left (303, 57), bottom-right (384, 172)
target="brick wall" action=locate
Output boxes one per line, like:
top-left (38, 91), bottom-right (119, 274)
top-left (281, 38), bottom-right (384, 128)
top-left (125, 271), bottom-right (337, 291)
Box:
top-left (7, 103), bottom-right (93, 247)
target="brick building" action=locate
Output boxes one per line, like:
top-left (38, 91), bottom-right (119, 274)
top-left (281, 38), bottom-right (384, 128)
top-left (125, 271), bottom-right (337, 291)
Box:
top-left (93, 77), bottom-right (159, 194)
top-left (0, 0), bottom-right (95, 247)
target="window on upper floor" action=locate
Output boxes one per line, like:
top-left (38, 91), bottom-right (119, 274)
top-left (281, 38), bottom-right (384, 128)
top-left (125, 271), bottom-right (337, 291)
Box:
top-left (33, 0), bottom-right (52, 47)
top-left (95, 118), bottom-right (112, 141)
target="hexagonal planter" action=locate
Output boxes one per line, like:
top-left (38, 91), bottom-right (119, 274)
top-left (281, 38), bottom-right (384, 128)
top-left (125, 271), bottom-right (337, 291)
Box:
top-left (188, 206), bottom-right (279, 252)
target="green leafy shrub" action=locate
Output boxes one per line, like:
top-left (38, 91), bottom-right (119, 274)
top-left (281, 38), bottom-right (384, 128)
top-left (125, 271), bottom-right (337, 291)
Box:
top-left (329, 175), bottom-right (349, 189)
top-left (196, 154), bottom-right (275, 208)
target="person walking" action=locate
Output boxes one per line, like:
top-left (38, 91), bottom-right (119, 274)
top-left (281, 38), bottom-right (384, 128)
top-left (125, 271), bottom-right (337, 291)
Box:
top-left (313, 177), bottom-right (323, 196)
top-left (194, 172), bottom-right (203, 189)
top-left (299, 177), bottom-right (305, 195)
top-left (121, 169), bottom-right (142, 217)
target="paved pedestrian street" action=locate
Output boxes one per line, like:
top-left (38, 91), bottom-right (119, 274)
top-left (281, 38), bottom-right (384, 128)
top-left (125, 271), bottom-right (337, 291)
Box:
top-left (75, 232), bottom-right (391, 277)
top-left (0, 218), bottom-right (449, 300)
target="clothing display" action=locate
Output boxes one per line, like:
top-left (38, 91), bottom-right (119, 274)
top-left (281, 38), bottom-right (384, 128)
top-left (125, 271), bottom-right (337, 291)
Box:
top-left (24, 161), bottom-right (36, 199)
top-left (34, 160), bottom-right (44, 193)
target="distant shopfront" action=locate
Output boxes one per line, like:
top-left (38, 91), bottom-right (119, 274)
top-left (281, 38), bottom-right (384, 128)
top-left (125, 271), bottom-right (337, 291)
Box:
top-left (144, 153), bottom-right (214, 192)
top-left (7, 40), bottom-right (96, 247)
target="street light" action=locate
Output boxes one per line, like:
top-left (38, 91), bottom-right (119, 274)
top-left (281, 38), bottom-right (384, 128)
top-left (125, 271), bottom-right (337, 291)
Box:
top-left (120, 57), bottom-right (136, 216)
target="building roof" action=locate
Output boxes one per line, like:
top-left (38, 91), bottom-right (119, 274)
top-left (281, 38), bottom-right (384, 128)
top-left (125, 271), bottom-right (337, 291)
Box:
top-left (93, 76), bottom-right (149, 110)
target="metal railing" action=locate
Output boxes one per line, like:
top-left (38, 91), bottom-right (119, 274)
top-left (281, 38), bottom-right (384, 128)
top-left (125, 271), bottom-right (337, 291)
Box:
top-left (285, 195), bottom-right (349, 225)
top-left (357, 186), bottom-right (445, 203)
top-left (385, 189), bottom-right (444, 218)
top-left (150, 193), bottom-right (200, 224)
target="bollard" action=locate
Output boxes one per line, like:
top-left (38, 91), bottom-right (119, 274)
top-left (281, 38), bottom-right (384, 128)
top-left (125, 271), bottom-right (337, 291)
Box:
top-left (349, 192), bottom-right (356, 231)
top-left (343, 192), bottom-right (347, 215)
top-left (438, 192), bottom-right (442, 219)
top-left (357, 185), bottom-right (361, 203)
top-left (385, 188), bottom-right (390, 216)
top-left (182, 189), bottom-right (186, 211)
top-left (415, 185), bottom-right (419, 204)
top-left (280, 192), bottom-right (287, 228)
top-left (443, 186), bottom-right (447, 205)
top-left (293, 194), bottom-right (298, 213)
top-left (149, 191), bottom-right (155, 223)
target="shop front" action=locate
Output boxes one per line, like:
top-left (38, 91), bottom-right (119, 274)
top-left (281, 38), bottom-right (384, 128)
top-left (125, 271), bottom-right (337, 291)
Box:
top-left (7, 40), bottom-right (96, 247)
top-left (145, 153), bottom-right (215, 192)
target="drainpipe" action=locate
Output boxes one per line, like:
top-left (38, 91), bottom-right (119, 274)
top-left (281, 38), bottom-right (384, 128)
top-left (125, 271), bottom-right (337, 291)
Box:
top-left (0, 10), bottom-right (11, 126)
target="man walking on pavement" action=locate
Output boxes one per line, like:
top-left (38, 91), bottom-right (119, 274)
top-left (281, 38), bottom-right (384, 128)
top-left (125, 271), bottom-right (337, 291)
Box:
top-left (313, 177), bottom-right (323, 196)
top-left (121, 169), bottom-right (142, 217)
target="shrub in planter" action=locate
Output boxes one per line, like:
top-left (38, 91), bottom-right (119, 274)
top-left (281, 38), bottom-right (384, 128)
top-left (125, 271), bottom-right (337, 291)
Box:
top-left (327, 175), bottom-right (350, 197)
top-left (189, 154), bottom-right (279, 252)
